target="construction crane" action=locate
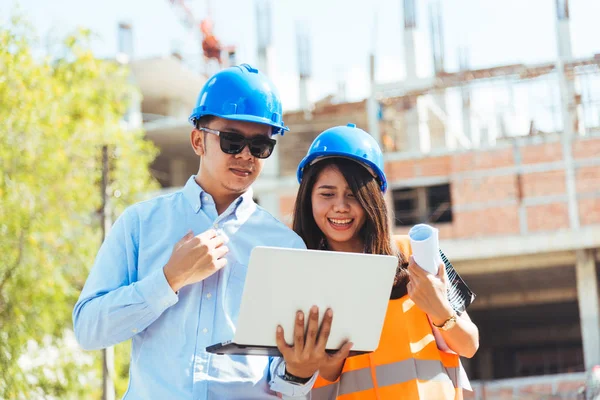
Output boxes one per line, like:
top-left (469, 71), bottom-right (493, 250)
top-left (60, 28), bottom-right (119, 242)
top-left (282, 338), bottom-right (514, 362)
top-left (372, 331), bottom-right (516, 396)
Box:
top-left (167, 0), bottom-right (236, 68)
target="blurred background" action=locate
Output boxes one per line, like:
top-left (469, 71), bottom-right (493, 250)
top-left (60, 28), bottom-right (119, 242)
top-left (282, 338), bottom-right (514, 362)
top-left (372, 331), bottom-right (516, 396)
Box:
top-left (1, 0), bottom-right (600, 399)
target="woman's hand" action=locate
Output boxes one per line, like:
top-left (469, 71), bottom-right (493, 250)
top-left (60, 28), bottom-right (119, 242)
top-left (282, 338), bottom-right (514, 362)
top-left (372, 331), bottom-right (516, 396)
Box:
top-left (407, 256), bottom-right (454, 326)
top-left (276, 306), bottom-right (353, 379)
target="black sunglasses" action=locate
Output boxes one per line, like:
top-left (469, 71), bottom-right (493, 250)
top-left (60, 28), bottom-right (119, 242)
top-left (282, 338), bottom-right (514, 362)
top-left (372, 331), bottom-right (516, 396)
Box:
top-left (199, 127), bottom-right (276, 159)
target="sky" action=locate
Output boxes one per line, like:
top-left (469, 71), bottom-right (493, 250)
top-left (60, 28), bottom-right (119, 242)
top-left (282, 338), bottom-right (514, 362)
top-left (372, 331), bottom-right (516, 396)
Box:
top-left (2, 0), bottom-right (600, 112)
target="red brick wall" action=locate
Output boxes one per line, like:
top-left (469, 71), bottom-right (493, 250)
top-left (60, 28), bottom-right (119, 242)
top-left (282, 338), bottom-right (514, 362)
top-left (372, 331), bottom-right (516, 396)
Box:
top-left (574, 138), bottom-right (600, 227)
top-left (385, 156), bottom-right (452, 181)
top-left (279, 136), bottom-right (600, 239)
top-left (385, 159), bottom-right (415, 181)
top-left (452, 175), bottom-right (517, 205)
top-left (452, 148), bottom-right (514, 172)
top-left (393, 137), bottom-right (599, 238)
top-left (520, 142), bottom-right (563, 164)
top-left (526, 203), bottom-right (570, 232)
top-left (415, 156), bottom-right (452, 176)
top-left (521, 170), bottom-right (566, 197)
top-left (453, 205), bottom-right (521, 237)
top-left (580, 198), bottom-right (600, 226)
top-left (573, 136), bottom-right (600, 158)
top-left (576, 166), bottom-right (600, 194)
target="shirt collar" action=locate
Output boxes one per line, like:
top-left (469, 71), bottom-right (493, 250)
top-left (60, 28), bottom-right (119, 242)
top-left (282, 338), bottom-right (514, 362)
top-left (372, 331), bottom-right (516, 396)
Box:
top-left (235, 186), bottom-right (255, 218)
top-left (182, 176), bottom-right (203, 213)
top-left (182, 175), bottom-right (255, 218)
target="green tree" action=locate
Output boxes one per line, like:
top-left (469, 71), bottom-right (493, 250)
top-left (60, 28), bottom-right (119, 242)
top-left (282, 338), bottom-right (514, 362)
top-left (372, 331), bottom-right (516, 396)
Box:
top-left (0, 16), bottom-right (158, 399)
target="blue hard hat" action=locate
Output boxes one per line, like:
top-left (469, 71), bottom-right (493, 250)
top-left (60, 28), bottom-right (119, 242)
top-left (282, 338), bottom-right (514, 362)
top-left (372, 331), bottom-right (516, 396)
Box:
top-left (188, 63), bottom-right (288, 135)
top-left (297, 123), bottom-right (387, 192)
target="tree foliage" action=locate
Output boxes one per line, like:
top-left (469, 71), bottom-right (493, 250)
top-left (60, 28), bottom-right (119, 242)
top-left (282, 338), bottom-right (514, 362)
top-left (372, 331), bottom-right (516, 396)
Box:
top-left (0, 15), bottom-right (158, 399)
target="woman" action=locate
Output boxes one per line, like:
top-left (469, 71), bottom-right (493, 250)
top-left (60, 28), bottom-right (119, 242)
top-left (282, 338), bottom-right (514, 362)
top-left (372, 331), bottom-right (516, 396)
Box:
top-left (292, 123), bottom-right (479, 399)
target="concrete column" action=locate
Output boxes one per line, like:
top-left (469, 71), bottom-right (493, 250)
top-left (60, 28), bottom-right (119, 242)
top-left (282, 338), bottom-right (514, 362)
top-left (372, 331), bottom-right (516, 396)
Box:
top-left (403, 0), bottom-right (419, 82)
top-left (555, 0), bottom-right (581, 229)
top-left (403, 30), bottom-right (417, 81)
top-left (299, 78), bottom-right (309, 113)
top-left (576, 249), bottom-right (600, 370)
top-left (429, 93), bottom-right (448, 150)
top-left (416, 96), bottom-right (431, 153)
top-left (460, 85), bottom-right (472, 146)
top-left (404, 102), bottom-right (421, 152)
top-left (367, 53), bottom-right (381, 145)
top-left (170, 158), bottom-right (188, 187)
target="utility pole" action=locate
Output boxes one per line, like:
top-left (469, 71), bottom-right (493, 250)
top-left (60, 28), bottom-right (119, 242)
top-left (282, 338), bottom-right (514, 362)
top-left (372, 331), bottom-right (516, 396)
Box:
top-left (100, 145), bottom-right (115, 400)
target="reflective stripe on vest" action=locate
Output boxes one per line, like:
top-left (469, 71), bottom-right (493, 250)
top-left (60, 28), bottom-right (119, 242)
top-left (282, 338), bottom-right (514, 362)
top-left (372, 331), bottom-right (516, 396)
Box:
top-left (312, 359), bottom-right (460, 398)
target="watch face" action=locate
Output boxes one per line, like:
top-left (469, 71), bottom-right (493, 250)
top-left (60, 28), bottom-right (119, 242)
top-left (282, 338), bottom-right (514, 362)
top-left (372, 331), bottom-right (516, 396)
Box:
top-left (442, 317), bottom-right (457, 331)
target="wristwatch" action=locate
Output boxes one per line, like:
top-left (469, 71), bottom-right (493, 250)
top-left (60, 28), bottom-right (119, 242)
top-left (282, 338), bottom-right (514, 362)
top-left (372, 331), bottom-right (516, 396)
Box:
top-left (433, 313), bottom-right (457, 331)
top-left (282, 368), bottom-right (312, 385)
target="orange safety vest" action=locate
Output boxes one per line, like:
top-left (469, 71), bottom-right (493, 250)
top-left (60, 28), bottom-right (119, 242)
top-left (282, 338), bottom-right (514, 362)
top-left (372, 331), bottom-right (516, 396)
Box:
top-left (311, 235), bottom-right (463, 400)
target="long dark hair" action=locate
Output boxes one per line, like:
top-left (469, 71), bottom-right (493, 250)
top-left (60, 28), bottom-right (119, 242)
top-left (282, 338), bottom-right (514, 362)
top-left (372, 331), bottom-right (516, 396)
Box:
top-left (292, 158), bottom-right (409, 298)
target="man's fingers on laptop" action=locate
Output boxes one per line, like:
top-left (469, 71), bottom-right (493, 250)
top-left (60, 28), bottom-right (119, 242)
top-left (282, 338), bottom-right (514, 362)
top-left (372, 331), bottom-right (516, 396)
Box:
top-left (276, 315), bottom-right (320, 379)
top-left (275, 325), bottom-right (292, 356)
top-left (293, 310), bottom-right (306, 354)
top-left (303, 306), bottom-right (319, 353)
top-left (315, 308), bottom-right (333, 351)
top-left (331, 341), bottom-right (354, 361)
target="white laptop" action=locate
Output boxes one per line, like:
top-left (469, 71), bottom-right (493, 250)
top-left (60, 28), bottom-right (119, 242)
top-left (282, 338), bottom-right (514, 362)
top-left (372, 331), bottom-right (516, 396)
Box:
top-left (206, 246), bottom-right (398, 357)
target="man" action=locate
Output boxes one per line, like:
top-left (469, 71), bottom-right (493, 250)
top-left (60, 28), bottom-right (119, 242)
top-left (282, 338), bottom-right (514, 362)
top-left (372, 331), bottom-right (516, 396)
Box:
top-left (73, 64), bottom-right (344, 399)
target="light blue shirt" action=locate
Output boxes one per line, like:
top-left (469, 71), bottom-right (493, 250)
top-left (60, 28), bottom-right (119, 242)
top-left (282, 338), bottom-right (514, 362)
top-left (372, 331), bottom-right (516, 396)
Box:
top-left (73, 176), bottom-right (312, 399)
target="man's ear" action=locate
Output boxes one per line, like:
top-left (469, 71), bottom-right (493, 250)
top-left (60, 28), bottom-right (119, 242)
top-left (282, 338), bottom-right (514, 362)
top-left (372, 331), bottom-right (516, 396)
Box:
top-left (191, 129), bottom-right (205, 156)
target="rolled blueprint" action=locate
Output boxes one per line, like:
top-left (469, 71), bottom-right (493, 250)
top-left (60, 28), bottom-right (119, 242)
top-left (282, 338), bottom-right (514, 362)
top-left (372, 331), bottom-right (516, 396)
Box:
top-left (408, 223), bottom-right (443, 275)
top-left (408, 223), bottom-right (476, 314)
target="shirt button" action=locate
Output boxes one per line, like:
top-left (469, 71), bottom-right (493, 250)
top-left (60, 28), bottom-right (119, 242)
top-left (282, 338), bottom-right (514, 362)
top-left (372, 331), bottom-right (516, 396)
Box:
top-left (206, 293), bottom-right (212, 299)
top-left (132, 328), bottom-right (138, 333)
top-left (198, 365), bottom-right (204, 372)
top-left (202, 328), bottom-right (208, 334)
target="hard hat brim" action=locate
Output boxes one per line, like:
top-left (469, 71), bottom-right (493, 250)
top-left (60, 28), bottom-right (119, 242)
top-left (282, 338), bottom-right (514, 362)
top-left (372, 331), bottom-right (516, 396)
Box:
top-left (188, 112), bottom-right (289, 134)
top-left (297, 152), bottom-right (387, 193)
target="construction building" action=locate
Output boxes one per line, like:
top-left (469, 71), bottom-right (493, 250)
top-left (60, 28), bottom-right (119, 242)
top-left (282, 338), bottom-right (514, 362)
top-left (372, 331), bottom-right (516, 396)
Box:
top-left (123, 0), bottom-right (600, 398)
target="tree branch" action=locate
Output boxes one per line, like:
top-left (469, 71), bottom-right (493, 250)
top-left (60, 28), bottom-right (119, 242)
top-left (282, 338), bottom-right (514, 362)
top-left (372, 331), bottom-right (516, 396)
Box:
top-left (0, 228), bottom-right (27, 294)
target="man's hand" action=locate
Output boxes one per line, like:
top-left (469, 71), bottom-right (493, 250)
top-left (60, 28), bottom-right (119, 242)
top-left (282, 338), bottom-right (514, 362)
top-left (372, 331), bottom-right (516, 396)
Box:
top-left (275, 306), bottom-right (353, 379)
top-left (407, 256), bottom-right (454, 326)
top-left (163, 229), bottom-right (229, 292)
